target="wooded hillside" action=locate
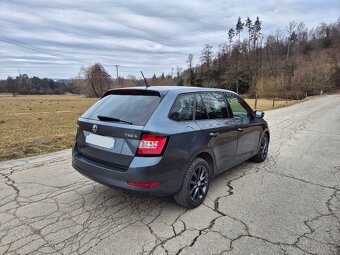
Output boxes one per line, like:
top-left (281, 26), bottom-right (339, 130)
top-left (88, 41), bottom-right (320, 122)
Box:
top-left (181, 17), bottom-right (340, 99)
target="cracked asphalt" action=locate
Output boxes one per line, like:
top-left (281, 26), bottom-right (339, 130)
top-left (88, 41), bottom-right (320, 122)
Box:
top-left (1, 95), bottom-right (339, 255)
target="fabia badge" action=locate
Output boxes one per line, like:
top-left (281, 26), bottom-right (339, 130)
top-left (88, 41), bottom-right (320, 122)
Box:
top-left (92, 124), bottom-right (98, 133)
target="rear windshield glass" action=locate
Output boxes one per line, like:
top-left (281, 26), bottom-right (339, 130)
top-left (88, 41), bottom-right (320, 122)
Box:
top-left (82, 94), bottom-right (160, 125)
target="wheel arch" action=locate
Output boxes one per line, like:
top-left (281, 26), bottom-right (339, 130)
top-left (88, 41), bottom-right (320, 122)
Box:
top-left (194, 151), bottom-right (215, 175)
top-left (264, 128), bottom-right (270, 141)
top-left (257, 128), bottom-right (270, 151)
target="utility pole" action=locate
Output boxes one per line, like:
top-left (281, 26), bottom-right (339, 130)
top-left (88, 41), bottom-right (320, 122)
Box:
top-left (115, 65), bottom-right (119, 85)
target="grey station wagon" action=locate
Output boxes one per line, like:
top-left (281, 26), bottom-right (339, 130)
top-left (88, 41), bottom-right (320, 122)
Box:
top-left (72, 86), bottom-right (270, 208)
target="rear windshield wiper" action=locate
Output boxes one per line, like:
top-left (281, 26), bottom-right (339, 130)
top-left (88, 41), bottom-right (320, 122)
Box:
top-left (97, 115), bottom-right (133, 125)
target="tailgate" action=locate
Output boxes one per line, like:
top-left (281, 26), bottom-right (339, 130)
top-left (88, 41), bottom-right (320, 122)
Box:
top-left (76, 118), bottom-right (143, 170)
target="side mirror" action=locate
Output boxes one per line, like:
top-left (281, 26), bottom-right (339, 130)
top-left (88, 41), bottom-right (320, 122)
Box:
top-left (255, 110), bottom-right (264, 118)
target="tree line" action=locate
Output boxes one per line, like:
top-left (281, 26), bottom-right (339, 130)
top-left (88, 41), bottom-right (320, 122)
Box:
top-left (182, 17), bottom-right (340, 99)
top-left (0, 75), bottom-right (69, 96)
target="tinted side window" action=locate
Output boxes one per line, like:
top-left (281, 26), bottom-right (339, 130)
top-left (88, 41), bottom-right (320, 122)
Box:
top-left (169, 94), bottom-right (194, 121)
top-left (195, 94), bottom-right (208, 120)
top-left (225, 93), bottom-right (252, 124)
top-left (201, 92), bottom-right (229, 119)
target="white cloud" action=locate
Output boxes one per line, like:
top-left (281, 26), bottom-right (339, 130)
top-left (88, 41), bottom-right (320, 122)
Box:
top-left (0, 0), bottom-right (339, 79)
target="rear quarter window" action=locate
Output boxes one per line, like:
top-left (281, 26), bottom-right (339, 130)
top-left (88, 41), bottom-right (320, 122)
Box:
top-left (169, 94), bottom-right (194, 121)
top-left (82, 94), bottom-right (160, 125)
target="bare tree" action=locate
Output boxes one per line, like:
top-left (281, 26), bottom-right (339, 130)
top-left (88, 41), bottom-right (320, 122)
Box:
top-left (186, 54), bottom-right (193, 69)
top-left (186, 54), bottom-right (195, 86)
top-left (81, 63), bottom-right (112, 97)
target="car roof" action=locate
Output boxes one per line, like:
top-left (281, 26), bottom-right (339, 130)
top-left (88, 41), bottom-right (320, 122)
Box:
top-left (105, 86), bottom-right (237, 97)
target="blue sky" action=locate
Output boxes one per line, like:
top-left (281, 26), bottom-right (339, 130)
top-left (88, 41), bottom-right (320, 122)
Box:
top-left (0, 0), bottom-right (339, 79)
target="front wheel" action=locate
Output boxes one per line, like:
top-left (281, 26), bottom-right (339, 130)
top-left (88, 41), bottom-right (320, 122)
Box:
top-left (173, 158), bottom-right (210, 208)
top-left (251, 133), bottom-right (269, 162)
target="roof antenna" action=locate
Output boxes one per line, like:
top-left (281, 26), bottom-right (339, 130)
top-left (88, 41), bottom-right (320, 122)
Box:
top-left (140, 71), bottom-right (149, 88)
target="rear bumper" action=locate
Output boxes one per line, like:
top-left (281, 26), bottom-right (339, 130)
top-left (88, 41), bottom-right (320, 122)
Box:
top-left (72, 144), bottom-right (181, 196)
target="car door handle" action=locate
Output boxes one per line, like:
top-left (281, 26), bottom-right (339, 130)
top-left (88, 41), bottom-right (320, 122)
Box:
top-left (209, 132), bottom-right (219, 137)
top-left (237, 127), bottom-right (245, 132)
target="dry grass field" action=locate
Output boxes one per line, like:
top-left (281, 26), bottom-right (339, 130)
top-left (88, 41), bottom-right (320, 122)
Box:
top-left (0, 94), bottom-right (96, 160)
top-left (245, 98), bottom-right (298, 111)
top-left (0, 94), bottom-right (298, 160)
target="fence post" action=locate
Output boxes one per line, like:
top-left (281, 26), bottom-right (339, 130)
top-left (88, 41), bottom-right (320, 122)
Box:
top-left (254, 94), bottom-right (258, 109)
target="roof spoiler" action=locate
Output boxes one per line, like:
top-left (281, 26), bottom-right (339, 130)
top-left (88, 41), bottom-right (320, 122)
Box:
top-left (102, 88), bottom-right (161, 98)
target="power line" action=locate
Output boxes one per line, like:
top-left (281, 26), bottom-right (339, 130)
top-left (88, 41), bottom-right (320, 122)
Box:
top-left (0, 35), bottom-right (154, 78)
top-left (0, 35), bottom-right (87, 64)
top-left (0, 35), bottom-right (148, 68)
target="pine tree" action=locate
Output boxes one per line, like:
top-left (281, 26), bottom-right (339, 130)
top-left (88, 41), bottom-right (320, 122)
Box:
top-left (245, 17), bottom-right (253, 52)
top-left (236, 17), bottom-right (244, 43)
top-left (234, 17), bottom-right (244, 94)
top-left (228, 28), bottom-right (235, 44)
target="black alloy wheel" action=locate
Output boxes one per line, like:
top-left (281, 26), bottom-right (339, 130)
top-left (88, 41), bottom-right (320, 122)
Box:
top-left (251, 133), bottom-right (269, 162)
top-left (173, 158), bottom-right (210, 208)
top-left (189, 165), bottom-right (208, 202)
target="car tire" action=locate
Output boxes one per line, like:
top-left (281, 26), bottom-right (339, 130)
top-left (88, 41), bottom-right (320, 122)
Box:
top-left (173, 158), bottom-right (210, 208)
top-left (251, 133), bottom-right (269, 162)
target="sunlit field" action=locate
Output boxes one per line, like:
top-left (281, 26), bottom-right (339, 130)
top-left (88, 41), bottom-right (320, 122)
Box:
top-left (0, 94), bottom-right (298, 160)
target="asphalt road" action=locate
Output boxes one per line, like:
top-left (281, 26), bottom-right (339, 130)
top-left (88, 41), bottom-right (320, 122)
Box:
top-left (0, 95), bottom-right (339, 255)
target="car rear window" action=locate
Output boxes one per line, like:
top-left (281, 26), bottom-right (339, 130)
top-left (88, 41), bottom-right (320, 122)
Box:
top-left (82, 94), bottom-right (160, 125)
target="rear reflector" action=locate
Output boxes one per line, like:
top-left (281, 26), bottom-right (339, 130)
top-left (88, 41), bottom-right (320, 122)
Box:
top-left (127, 181), bottom-right (160, 188)
top-left (136, 134), bottom-right (167, 156)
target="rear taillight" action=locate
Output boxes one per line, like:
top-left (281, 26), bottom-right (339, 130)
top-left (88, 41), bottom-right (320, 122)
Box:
top-left (136, 134), bottom-right (168, 156)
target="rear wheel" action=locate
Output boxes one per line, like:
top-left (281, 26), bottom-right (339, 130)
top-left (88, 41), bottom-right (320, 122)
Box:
top-left (251, 133), bottom-right (269, 162)
top-left (173, 158), bottom-right (210, 208)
